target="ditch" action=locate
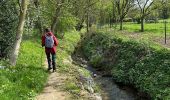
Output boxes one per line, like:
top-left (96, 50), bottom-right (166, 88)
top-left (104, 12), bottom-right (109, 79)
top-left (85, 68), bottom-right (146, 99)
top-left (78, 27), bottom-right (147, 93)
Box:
top-left (71, 47), bottom-right (151, 100)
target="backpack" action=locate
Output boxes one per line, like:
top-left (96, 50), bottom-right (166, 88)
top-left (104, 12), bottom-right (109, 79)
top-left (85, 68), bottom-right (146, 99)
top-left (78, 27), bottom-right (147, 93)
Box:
top-left (45, 35), bottom-right (54, 48)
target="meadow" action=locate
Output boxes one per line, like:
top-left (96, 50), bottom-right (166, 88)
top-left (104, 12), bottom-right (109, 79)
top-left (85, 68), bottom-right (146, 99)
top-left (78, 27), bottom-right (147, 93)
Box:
top-left (100, 21), bottom-right (170, 49)
top-left (123, 22), bottom-right (170, 36)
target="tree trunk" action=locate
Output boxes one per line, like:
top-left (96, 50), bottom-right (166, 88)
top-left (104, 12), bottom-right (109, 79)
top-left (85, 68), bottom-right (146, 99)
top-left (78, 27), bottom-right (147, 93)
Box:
top-left (9, 0), bottom-right (28, 66)
top-left (37, 4), bottom-right (43, 34)
top-left (86, 12), bottom-right (89, 32)
top-left (120, 19), bottom-right (123, 30)
top-left (141, 17), bottom-right (144, 32)
top-left (51, 0), bottom-right (64, 33)
top-left (164, 20), bottom-right (167, 44)
top-left (51, 16), bottom-right (58, 33)
top-left (109, 14), bottom-right (112, 28)
top-left (51, 6), bottom-right (61, 33)
top-left (38, 17), bottom-right (43, 34)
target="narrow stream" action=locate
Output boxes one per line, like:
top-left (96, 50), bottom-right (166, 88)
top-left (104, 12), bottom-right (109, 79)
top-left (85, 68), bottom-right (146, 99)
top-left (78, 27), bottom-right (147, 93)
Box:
top-left (72, 50), bottom-right (150, 100)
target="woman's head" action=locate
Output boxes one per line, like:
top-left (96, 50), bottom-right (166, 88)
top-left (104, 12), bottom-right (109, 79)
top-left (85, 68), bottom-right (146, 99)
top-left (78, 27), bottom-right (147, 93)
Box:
top-left (44, 28), bottom-right (51, 33)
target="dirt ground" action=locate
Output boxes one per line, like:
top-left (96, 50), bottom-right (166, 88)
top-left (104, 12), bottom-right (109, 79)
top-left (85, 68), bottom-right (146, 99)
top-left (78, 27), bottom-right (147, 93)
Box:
top-left (36, 61), bottom-right (71, 100)
top-left (36, 72), bottom-right (70, 100)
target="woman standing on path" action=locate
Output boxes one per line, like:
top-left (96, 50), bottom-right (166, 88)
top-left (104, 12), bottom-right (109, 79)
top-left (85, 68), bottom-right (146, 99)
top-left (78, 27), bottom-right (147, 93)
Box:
top-left (42, 28), bottom-right (59, 72)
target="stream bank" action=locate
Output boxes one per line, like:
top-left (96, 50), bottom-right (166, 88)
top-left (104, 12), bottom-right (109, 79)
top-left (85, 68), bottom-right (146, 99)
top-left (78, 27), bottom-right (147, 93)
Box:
top-left (71, 47), bottom-right (151, 100)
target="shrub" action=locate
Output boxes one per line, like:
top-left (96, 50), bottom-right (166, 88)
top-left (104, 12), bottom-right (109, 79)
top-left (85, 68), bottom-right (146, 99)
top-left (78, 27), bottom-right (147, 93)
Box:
top-left (0, 0), bottom-right (18, 58)
top-left (82, 32), bottom-right (170, 99)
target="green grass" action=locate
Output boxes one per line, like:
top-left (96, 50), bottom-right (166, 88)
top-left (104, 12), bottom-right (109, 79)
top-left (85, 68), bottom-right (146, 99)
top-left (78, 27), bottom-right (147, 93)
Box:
top-left (57, 30), bottom-right (81, 72)
top-left (97, 22), bottom-right (170, 48)
top-left (0, 30), bottom-right (88, 99)
top-left (0, 34), bottom-right (48, 99)
top-left (102, 21), bottom-right (170, 38)
top-left (159, 19), bottom-right (170, 23)
top-left (65, 81), bottom-right (81, 96)
top-left (56, 30), bottom-right (82, 97)
top-left (99, 22), bottom-right (170, 50)
top-left (122, 22), bottom-right (170, 36)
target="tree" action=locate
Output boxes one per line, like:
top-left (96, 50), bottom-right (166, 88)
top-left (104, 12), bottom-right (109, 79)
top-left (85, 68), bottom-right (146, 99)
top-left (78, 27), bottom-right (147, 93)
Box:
top-left (51, 0), bottom-right (65, 33)
top-left (72, 0), bottom-right (99, 32)
top-left (96, 0), bottom-right (113, 28)
top-left (136, 0), bottom-right (153, 32)
top-left (158, 0), bottom-right (170, 19)
top-left (0, 1), bottom-right (18, 58)
top-left (9, 0), bottom-right (29, 66)
top-left (114, 0), bottom-right (134, 30)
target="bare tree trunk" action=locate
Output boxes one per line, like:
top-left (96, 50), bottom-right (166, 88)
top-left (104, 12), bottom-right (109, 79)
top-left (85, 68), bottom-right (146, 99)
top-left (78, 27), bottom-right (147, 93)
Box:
top-left (51, 0), bottom-right (64, 33)
top-left (51, 16), bottom-right (58, 33)
top-left (109, 14), bottom-right (112, 28)
top-left (164, 20), bottom-right (167, 44)
top-left (120, 19), bottom-right (123, 30)
top-left (141, 17), bottom-right (144, 32)
top-left (9, 0), bottom-right (28, 66)
top-left (37, 17), bottom-right (43, 34)
top-left (86, 12), bottom-right (89, 32)
top-left (37, 2), bottom-right (43, 34)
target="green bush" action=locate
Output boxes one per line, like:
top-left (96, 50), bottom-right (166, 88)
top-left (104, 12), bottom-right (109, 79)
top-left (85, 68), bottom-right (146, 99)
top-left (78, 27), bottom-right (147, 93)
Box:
top-left (90, 54), bottom-right (103, 68)
top-left (82, 32), bottom-right (170, 99)
top-left (0, 0), bottom-right (18, 58)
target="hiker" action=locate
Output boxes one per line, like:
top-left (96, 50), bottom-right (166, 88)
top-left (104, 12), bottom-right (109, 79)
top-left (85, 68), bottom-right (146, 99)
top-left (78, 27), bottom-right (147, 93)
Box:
top-left (42, 28), bottom-right (59, 72)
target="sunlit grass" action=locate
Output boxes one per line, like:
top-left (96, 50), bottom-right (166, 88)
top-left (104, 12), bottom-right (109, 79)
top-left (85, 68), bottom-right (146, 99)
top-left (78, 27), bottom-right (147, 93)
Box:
top-left (123, 22), bottom-right (170, 36)
top-left (57, 30), bottom-right (81, 72)
top-left (0, 34), bottom-right (48, 99)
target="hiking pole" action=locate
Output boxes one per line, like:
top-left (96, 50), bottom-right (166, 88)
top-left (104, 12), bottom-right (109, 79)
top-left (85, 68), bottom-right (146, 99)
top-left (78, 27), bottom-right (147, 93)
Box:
top-left (41, 46), bottom-right (43, 68)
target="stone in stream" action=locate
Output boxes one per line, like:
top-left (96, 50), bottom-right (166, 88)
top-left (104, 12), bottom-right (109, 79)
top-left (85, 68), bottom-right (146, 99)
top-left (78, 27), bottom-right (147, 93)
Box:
top-left (93, 73), bottom-right (97, 78)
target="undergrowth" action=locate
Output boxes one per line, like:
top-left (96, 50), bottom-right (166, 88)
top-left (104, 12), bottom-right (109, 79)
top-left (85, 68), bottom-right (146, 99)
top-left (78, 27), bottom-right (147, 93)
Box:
top-left (82, 31), bottom-right (170, 99)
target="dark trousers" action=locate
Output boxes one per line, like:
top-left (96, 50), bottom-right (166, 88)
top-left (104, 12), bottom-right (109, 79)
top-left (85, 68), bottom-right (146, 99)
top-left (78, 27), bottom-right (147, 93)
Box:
top-left (46, 52), bottom-right (56, 70)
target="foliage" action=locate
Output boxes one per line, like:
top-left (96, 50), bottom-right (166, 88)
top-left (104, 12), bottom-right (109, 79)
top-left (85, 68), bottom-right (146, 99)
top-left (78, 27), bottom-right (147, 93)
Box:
top-left (90, 54), bottom-right (103, 68)
top-left (55, 14), bottom-right (78, 33)
top-left (82, 31), bottom-right (170, 99)
top-left (0, 34), bottom-right (48, 99)
top-left (0, 0), bottom-right (18, 58)
top-left (154, 0), bottom-right (170, 19)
